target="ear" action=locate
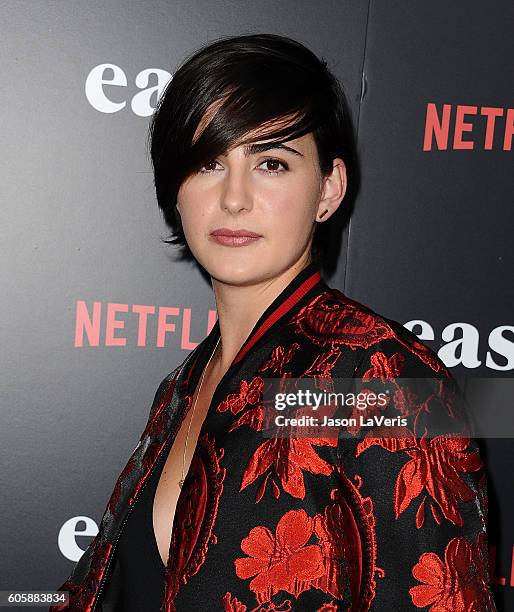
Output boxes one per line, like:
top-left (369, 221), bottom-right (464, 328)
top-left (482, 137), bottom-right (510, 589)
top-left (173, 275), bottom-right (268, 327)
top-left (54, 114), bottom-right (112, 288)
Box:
top-left (316, 158), bottom-right (347, 222)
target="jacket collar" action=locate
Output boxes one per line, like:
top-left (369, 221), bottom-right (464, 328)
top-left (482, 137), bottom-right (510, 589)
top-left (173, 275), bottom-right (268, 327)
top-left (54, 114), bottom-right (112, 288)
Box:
top-left (181, 261), bottom-right (329, 397)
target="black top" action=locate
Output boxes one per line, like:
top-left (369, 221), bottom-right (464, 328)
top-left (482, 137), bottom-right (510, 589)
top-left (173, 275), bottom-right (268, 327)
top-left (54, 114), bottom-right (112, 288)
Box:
top-left (117, 438), bottom-right (170, 610)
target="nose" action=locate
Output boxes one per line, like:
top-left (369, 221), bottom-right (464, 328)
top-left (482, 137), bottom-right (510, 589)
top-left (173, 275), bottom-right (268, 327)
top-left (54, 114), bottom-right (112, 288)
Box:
top-left (220, 165), bottom-right (253, 214)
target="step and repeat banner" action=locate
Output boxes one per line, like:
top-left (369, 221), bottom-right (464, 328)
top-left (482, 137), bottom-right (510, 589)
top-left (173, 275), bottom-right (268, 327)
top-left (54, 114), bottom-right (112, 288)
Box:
top-left (2, 1), bottom-right (512, 610)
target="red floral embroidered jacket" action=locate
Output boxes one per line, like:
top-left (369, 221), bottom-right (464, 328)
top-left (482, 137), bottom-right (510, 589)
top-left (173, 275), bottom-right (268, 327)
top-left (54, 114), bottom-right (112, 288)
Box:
top-left (50, 262), bottom-right (497, 611)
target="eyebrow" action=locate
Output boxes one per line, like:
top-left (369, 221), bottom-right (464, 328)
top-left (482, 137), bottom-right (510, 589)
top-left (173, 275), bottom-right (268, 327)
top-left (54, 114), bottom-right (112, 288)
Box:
top-left (243, 142), bottom-right (304, 157)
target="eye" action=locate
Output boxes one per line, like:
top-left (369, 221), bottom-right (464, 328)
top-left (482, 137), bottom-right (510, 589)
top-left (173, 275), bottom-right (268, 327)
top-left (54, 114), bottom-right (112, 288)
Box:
top-left (258, 158), bottom-right (289, 175)
top-left (198, 160), bottom-right (222, 173)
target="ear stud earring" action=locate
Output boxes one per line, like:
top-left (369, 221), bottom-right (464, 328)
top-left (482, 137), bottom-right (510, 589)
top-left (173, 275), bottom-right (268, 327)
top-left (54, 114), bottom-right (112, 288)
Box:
top-left (319, 209), bottom-right (329, 220)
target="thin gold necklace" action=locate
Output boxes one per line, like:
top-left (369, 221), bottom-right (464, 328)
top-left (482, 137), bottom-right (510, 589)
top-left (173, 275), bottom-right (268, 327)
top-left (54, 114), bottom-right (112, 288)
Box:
top-left (179, 335), bottom-right (221, 488)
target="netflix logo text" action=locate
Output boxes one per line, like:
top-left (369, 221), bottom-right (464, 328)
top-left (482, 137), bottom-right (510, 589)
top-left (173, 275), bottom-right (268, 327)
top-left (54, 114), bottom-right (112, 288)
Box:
top-left (423, 103), bottom-right (513, 151)
top-left (74, 300), bottom-right (217, 349)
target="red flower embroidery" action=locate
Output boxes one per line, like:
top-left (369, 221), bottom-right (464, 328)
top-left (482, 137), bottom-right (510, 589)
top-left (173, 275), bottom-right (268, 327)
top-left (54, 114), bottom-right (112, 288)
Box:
top-left (409, 533), bottom-right (495, 611)
top-left (345, 386), bottom-right (391, 436)
top-left (234, 509), bottom-right (324, 604)
top-left (312, 502), bottom-right (350, 600)
top-left (356, 434), bottom-right (483, 527)
top-left (362, 350), bottom-right (405, 381)
top-left (316, 603), bottom-right (338, 612)
top-left (392, 385), bottom-right (421, 418)
top-left (143, 378), bottom-right (177, 438)
top-left (222, 592), bottom-right (294, 612)
top-left (240, 436), bottom-right (337, 501)
top-left (218, 376), bottom-right (263, 416)
top-left (229, 405), bottom-right (265, 433)
top-left (290, 292), bottom-right (393, 349)
top-left (300, 348), bottom-right (343, 384)
top-left (50, 540), bottom-right (113, 612)
top-left (259, 343), bottom-right (301, 375)
top-left (222, 592), bottom-right (247, 611)
top-left (108, 462), bottom-right (131, 515)
top-left (396, 335), bottom-right (449, 375)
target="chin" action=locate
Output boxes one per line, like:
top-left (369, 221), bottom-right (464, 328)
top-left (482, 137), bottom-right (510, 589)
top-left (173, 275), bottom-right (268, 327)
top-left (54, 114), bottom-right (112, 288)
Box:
top-left (205, 258), bottom-right (276, 285)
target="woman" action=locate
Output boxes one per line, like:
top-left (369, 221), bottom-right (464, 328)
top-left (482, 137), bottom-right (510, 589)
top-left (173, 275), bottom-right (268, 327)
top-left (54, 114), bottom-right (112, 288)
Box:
top-left (51, 34), bottom-right (496, 611)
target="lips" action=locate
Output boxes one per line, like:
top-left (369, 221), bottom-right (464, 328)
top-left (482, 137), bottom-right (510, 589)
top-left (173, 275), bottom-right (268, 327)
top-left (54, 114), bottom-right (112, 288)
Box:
top-left (210, 228), bottom-right (262, 238)
top-left (210, 228), bottom-right (262, 248)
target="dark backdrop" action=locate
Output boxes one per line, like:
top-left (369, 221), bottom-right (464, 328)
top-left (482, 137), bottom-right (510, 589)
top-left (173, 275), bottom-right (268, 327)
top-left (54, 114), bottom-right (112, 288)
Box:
top-left (2, 1), bottom-right (512, 609)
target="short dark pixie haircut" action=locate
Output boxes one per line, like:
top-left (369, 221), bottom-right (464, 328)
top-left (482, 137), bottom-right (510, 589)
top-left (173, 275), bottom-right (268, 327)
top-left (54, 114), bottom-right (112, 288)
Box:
top-left (147, 33), bottom-right (354, 266)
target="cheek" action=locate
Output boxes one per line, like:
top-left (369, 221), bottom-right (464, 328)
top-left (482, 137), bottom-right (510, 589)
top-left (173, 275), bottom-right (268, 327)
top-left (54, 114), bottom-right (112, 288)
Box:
top-left (260, 190), bottom-right (315, 240)
top-left (177, 187), bottom-right (211, 226)
top-left (266, 168), bottom-right (320, 212)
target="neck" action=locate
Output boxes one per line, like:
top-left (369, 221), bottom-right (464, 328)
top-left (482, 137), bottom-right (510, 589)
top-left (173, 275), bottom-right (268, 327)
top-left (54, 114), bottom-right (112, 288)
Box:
top-left (210, 256), bottom-right (313, 375)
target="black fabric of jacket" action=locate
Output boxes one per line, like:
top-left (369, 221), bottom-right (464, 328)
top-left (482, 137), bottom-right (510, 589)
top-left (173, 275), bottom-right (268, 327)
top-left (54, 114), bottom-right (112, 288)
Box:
top-left (50, 262), bottom-right (497, 611)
